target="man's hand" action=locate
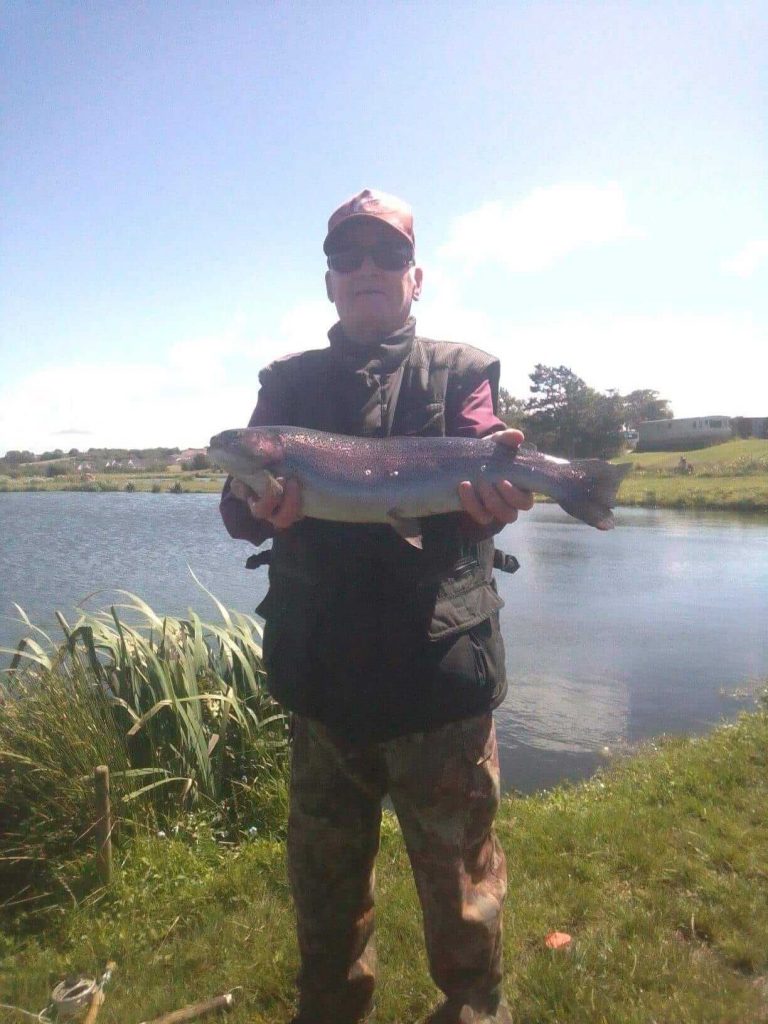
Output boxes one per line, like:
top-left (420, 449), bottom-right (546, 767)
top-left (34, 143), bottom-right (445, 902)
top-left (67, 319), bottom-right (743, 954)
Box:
top-left (230, 476), bottom-right (304, 529)
top-left (458, 428), bottom-right (535, 526)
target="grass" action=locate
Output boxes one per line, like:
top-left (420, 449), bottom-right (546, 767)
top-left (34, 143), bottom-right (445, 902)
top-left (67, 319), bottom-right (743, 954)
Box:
top-left (0, 467), bottom-right (224, 494)
top-left (2, 706), bottom-right (767, 1023)
top-left (614, 438), bottom-right (768, 512)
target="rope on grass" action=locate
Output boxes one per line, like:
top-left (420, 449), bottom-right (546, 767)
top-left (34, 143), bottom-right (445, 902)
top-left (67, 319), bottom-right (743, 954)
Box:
top-left (0, 1001), bottom-right (54, 1022)
top-left (50, 977), bottom-right (100, 1019)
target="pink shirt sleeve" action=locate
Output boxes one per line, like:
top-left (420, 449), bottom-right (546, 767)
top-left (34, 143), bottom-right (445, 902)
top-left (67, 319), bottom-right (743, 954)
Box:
top-left (453, 378), bottom-right (507, 438)
top-left (453, 377), bottom-right (512, 539)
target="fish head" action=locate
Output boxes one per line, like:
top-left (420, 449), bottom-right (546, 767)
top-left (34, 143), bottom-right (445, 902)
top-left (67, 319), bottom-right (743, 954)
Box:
top-left (209, 427), bottom-right (286, 481)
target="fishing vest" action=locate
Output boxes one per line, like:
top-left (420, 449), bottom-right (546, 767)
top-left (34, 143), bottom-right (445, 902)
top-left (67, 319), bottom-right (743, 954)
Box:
top-left (255, 318), bottom-right (510, 741)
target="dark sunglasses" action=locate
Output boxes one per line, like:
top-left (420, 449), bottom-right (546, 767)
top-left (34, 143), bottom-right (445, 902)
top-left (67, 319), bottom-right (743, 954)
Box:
top-left (327, 243), bottom-right (415, 273)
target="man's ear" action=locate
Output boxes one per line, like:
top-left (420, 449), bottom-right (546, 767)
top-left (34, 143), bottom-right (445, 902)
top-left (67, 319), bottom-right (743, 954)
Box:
top-left (412, 266), bottom-right (423, 302)
top-left (325, 270), bottom-right (334, 303)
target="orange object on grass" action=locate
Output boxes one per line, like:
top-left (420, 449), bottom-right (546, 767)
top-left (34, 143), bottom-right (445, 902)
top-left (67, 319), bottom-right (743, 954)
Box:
top-left (545, 931), bottom-right (572, 949)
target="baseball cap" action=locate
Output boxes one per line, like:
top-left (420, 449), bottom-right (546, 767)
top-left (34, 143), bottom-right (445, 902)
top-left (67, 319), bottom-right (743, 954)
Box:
top-left (323, 188), bottom-right (415, 254)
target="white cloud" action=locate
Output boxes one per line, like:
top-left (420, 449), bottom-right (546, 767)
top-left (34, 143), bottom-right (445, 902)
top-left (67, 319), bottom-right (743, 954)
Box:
top-left (0, 305), bottom-right (337, 455)
top-left (419, 294), bottom-right (768, 419)
top-left (722, 239), bottom-right (768, 278)
top-left (438, 182), bottom-right (641, 273)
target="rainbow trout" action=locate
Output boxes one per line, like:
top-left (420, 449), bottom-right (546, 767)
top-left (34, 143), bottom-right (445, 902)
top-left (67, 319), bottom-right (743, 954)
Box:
top-left (210, 426), bottom-right (631, 545)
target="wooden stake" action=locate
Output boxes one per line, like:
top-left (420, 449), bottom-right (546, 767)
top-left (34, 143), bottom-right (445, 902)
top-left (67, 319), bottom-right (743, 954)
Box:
top-left (83, 988), bottom-right (105, 1024)
top-left (138, 992), bottom-right (235, 1024)
top-left (94, 765), bottom-right (112, 885)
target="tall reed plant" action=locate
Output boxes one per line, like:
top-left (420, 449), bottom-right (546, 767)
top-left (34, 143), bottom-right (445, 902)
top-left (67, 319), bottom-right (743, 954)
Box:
top-left (0, 584), bottom-right (289, 906)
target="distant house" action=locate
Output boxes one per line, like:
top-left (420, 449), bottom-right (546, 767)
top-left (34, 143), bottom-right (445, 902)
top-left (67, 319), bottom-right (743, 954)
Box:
top-left (636, 416), bottom-right (732, 451)
top-left (740, 417), bottom-right (768, 439)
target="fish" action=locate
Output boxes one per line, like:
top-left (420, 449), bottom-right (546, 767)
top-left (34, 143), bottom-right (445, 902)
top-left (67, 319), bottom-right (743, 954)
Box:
top-left (210, 426), bottom-right (632, 545)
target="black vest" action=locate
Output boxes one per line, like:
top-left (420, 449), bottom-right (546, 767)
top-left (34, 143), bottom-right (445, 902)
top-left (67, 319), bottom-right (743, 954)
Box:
top-left (256, 320), bottom-right (508, 741)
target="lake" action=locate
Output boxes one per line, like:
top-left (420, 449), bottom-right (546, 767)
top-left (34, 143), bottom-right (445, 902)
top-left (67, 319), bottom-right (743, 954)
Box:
top-left (1, 492), bottom-right (766, 792)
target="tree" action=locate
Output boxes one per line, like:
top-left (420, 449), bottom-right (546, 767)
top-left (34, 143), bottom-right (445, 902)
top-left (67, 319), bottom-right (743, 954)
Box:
top-left (498, 387), bottom-right (527, 427)
top-left (4, 450), bottom-right (35, 464)
top-left (622, 389), bottom-right (673, 426)
top-left (189, 453), bottom-right (211, 471)
top-left (524, 364), bottom-right (624, 459)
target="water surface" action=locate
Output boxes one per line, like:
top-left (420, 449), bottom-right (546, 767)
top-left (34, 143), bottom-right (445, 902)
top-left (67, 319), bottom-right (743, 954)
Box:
top-left (1, 493), bottom-right (766, 791)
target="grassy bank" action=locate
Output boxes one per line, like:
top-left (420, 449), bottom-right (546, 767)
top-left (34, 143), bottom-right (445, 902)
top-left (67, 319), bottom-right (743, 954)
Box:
top-left (0, 465), bottom-right (224, 494)
top-left (3, 438), bottom-right (767, 512)
top-left (614, 438), bottom-right (768, 513)
top-left (3, 706), bottom-right (767, 1023)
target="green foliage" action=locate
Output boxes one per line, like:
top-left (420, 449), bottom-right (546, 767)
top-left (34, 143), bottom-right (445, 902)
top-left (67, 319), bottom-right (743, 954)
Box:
top-left (622, 389), bottom-right (673, 426)
top-left (498, 387), bottom-right (527, 427)
top-left (0, 659), bottom-right (134, 907)
top-left (185, 453), bottom-right (212, 471)
top-left (524, 364), bottom-right (625, 458)
top-left (500, 373), bottom-right (674, 459)
top-left (0, 588), bottom-right (288, 907)
top-left (2, 450), bottom-right (36, 464)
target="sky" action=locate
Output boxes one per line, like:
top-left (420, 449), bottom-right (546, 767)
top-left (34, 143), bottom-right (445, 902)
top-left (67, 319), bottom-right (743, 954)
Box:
top-left (1, 1), bottom-right (766, 454)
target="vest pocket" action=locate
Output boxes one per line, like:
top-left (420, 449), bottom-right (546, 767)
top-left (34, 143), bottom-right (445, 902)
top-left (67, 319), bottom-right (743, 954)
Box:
top-left (428, 579), bottom-right (504, 640)
top-left (256, 576), bottom-right (323, 717)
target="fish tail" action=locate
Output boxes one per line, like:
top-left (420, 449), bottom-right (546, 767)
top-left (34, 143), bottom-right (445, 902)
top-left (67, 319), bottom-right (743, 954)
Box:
top-left (559, 461), bottom-right (632, 530)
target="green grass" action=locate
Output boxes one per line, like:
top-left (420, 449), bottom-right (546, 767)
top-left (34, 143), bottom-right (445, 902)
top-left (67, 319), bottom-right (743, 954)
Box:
top-left (3, 708), bottom-right (767, 1023)
top-left (615, 438), bottom-right (768, 512)
top-left (0, 468), bottom-right (226, 493)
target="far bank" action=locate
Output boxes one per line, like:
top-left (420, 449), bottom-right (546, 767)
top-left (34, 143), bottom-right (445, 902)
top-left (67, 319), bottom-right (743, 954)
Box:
top-left (2, 438), bottom-right (768, 513)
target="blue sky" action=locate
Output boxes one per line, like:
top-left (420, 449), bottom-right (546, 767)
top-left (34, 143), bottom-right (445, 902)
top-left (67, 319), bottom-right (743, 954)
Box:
top-left (2, 1), bottom-right (766, 453)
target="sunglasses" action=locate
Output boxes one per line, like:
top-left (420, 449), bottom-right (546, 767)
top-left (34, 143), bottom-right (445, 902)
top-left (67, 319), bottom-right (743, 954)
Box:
top-left (327, 243), bottom-right (415, 273)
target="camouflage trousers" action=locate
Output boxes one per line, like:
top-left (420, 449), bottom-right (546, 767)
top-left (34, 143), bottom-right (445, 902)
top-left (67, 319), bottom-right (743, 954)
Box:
top-left (287, 713), bottom-right (507, 1024)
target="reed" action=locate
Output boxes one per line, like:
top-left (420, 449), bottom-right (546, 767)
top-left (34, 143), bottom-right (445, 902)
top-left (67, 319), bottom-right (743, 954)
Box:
top-left (0, 585), bottom-right (288, 906)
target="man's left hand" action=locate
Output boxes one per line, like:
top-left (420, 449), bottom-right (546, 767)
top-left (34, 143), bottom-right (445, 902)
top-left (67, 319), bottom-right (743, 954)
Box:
top-left (458, 429), bottom-right (535, 526)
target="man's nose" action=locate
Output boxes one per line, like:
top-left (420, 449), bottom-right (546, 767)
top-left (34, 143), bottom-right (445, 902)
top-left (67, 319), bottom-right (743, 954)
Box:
top-left (356, 251), bottom-right (378, 271)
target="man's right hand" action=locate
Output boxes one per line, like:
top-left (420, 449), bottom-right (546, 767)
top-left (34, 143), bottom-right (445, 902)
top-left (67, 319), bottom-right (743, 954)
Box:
top-left (230, 476), bottom-right (304, 529)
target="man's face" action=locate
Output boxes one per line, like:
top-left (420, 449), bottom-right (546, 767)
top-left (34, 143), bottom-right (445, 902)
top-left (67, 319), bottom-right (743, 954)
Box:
top-left (325, 220), bottom-right (423, 343)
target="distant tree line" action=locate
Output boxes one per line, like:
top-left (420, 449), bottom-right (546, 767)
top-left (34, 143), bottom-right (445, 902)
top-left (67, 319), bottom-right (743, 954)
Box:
top-left (0, 446), bottom-right (184, 478)
top-left (499, 365), bottom-right (673, 459)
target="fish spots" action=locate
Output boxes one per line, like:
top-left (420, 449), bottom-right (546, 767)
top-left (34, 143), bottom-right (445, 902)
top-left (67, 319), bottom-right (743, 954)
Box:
top-left (390, 469), bottom-right (399, 477)
top-left (365, 468), bottom-right (372, 476)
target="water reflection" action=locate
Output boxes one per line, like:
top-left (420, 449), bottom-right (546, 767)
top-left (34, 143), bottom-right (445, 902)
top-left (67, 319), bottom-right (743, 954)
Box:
top-left (1, 495), bottom-right (766, 792)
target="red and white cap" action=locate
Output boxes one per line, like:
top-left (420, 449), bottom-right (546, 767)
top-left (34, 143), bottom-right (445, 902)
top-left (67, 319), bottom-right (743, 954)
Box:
top-left (323, 188), bottom-right (415, 253)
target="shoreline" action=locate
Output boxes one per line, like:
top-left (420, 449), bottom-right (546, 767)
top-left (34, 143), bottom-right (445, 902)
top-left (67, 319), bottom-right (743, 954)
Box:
top-left (1, 479), bottom-right (766, 514)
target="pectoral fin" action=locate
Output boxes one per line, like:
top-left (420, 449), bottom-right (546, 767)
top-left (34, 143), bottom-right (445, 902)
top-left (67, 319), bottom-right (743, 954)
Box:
top-left (387, 510), bottom-right (423, 549)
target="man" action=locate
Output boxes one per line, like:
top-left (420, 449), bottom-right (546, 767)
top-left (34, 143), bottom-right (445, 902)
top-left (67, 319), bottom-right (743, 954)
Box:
top-left (220, 189), bottom-right (533, 1024)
